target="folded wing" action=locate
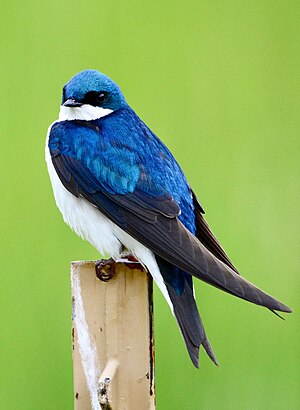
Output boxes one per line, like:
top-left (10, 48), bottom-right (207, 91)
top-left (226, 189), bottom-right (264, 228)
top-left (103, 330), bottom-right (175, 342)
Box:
top-left (50, 147), bottom-right (291, 314)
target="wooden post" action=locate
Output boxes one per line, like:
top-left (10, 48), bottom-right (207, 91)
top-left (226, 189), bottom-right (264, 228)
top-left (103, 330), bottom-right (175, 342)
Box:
top-left (71, 261), bottom-right (155, 410)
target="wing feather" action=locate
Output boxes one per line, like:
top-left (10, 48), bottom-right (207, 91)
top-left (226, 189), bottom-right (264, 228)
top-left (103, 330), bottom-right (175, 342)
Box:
top-left (49, 117), bottom-right (291, 314)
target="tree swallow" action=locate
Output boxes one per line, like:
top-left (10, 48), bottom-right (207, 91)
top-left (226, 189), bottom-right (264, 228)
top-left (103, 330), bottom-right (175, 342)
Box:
top-left (46, 69), bottom-right (291, 367)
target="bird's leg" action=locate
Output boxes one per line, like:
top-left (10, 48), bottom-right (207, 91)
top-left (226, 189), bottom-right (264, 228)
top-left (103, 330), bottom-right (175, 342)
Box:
top-left (116, 254), bottom-right (144, 272)
top-left (124, 255), bottom-right (144, 271)
top-left (95, 247), bottom-right (144, 282)
top-left (95, 258), bottom-right (116, 282)
top-left (114, 245), bottom-right (144, 271)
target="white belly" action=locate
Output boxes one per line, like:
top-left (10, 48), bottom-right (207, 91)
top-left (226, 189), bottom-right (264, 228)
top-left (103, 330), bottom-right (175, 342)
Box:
top-left (45, 125), bottom-right (172, 310)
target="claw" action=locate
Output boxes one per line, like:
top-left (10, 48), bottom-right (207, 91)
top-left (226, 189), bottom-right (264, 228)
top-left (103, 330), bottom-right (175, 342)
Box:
top-left (95, 258), bottom-right (116, 282)
top-left (95, 256), bottom-right (144, 281)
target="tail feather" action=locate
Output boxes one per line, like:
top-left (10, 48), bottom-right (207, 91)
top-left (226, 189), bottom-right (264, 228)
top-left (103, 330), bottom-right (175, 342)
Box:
top-left (157, 255), bottom-right (217, 367)
top-left (166, 281), bottom-right (218, 367)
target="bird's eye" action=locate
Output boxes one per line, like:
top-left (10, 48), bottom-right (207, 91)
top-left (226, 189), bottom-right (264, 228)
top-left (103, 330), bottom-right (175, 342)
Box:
top-left (83, 91), bottom-right (108, 106)
top-left (96, 92), bottom-right (107, 103)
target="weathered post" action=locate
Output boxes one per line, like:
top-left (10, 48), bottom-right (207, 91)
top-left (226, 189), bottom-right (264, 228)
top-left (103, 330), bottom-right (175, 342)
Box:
top-left (71, 261), bottom-right (155, 410)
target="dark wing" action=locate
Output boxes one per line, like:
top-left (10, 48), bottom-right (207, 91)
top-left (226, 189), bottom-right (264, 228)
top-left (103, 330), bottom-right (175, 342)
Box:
top-left (192, 191), bottom-right (239, 273)
top-left (192, 192), bottom-right (288, 318)
top-left (51, 151), bottom-right (291, 314)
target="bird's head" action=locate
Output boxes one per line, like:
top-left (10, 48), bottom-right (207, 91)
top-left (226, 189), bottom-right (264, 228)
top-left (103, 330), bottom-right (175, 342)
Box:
top-left (59, 69), bottom-right (126, 121)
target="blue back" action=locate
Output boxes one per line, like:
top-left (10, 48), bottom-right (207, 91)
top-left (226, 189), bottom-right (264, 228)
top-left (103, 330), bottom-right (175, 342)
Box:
top-left (49, 107), bottom-right (196, 234)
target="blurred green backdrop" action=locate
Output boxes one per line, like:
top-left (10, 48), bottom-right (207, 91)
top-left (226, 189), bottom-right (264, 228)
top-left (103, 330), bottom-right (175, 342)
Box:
top-left (1, 1), bottom-right (299, 409)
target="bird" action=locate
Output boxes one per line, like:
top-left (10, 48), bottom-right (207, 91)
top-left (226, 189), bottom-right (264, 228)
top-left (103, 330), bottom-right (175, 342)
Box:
top-left (46, 69), bottom-right (291, 367)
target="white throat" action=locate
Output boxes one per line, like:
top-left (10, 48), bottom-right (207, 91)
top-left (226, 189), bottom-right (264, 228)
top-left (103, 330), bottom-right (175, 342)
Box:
top-left (58, 104), bottom-right (113, 121)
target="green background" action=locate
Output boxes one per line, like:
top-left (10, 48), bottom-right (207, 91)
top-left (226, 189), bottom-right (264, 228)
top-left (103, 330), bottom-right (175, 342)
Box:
top-left (1, 1), bottom-right (299, 409)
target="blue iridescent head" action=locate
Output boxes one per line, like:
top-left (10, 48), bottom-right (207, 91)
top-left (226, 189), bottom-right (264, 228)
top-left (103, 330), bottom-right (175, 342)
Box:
top-left (62, 70), bottom-right (126, 111)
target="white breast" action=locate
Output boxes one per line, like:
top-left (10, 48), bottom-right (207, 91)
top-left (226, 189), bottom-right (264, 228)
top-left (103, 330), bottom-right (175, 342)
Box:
top-left (45, 138), bottom-right (122, 258)
top-left (45, 109), bottom-right (172, 310)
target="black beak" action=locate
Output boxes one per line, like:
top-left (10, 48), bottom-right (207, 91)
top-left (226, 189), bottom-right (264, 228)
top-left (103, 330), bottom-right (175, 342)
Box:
top-left (62, 99), bottom-right (83, 107)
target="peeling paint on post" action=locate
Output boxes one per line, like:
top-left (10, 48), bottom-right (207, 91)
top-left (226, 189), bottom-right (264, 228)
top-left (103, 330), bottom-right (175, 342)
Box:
top-left (71, 261), bottom-right (156, 410)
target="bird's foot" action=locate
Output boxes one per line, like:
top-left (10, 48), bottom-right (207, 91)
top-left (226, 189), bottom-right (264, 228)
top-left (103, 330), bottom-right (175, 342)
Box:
top-left (95, 256), bottom-right (144, 281)
top-left (116, 255), bottom-right (144, 271)
top-left (95, 258), bottom-right (116, 282)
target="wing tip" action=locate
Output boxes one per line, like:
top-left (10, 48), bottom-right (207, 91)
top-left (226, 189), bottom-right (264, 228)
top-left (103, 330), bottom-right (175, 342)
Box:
top-left (268, 297), bottom-right (292, 314)
top-left (274, 304), bottom-right (292, 314)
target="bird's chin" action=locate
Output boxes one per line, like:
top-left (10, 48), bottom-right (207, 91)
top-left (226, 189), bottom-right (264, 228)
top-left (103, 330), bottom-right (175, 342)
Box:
top-left (58, 104), bottom-right (113, 122)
